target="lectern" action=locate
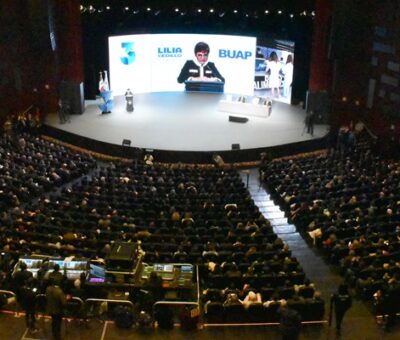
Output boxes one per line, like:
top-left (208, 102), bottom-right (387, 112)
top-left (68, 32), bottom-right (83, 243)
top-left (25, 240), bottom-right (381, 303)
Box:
top-left (125, 95), bottom-right (134, 112)
top-left (184, 80), bottom-right (224, 93)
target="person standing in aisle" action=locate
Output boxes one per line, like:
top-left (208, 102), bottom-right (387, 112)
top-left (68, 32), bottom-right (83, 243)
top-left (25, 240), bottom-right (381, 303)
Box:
top-left (329, 284), bottom-right (352, 334)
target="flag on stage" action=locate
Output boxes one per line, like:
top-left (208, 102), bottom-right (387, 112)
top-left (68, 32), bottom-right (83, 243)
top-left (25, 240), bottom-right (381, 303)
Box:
top-left (99, 71), bottom-right (106, 92)
top-left (103, 70), bottom-right (110, 91)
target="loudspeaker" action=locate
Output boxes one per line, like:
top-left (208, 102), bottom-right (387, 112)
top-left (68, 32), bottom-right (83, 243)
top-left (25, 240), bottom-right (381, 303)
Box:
top-left (306, 91), bottom-right (330, 124)
top-left (232, 143), bottom-right (240, 150)
top-left (122, 139), bottom-right (131, 147)
top-left (229, 116), bottom-right (248, 123)
top-left (60, 81), bottom-right (84, 114)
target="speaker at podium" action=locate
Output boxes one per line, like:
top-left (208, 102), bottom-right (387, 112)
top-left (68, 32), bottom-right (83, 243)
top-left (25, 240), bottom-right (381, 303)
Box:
top-left (125, 89), bottom-right (134, 112)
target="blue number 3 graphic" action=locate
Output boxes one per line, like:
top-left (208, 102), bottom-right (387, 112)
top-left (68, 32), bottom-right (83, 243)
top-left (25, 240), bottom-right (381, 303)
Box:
top-left (120, 42), bottom-right (136, 65)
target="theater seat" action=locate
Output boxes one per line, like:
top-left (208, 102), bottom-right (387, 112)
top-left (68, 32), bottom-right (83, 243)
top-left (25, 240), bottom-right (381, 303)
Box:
top-left (205, 302), bottom-right (225, 323)
top-left (224, 303), bottom-right (245, 323)
top-left (247, 303), bottom-right (266, 323)
top-left (304, 300), bottom-right (325, 321)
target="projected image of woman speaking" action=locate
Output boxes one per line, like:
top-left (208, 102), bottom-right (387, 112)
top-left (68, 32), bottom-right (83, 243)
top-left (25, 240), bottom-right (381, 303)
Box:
top-left (177, 42), bottom-right (225, 84)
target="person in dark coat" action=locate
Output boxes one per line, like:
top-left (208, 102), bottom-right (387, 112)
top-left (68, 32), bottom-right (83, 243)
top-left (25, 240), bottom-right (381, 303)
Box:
top-left (47, 263), bottom-right (65, 288)
top-left (279, 300), bottom-right (302, 340)
top-left (383, 279), bottom-right (400, 330)
top-left (330, 284), bottom-right (352, 334)
top-left (19, 277), bottom-right (38, 333)
top-left (46, 278), bottom-right (66, 340)
top-left (13, 262), bottom-right (33, 295)
top-left (304, 111), bottom-right (315, 136)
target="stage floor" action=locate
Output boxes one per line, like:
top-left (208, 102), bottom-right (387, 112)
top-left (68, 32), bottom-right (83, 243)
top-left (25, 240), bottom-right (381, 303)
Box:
top-left (45, 92), bottom-right (329, 152)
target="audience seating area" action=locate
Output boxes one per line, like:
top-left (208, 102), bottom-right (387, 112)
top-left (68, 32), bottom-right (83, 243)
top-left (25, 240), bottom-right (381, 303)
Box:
top-left (260, 135), bottom-right (400, 315)
top-left (0, 131), bottom-right (325, 325)
top-left (0, 133), bottom-right (96, 211)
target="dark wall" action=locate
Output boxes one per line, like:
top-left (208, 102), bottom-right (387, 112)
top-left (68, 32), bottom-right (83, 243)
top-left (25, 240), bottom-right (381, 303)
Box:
top-left (0, 0), bottom-right (55, 122)
top-left (1, 0), bottom-right (84, 124)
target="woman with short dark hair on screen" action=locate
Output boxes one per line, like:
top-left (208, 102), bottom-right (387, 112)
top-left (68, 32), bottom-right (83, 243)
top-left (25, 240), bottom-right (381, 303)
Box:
top-left (177, 41), bottom-right (225, 83)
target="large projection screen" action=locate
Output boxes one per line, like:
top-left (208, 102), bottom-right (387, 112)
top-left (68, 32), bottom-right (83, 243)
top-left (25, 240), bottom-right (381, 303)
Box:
top-left (109, 34), bottom-right (257, 96)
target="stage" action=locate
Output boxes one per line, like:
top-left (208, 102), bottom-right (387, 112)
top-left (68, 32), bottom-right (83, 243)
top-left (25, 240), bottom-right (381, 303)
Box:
top-left (44, 92), bottom-right (329, 163)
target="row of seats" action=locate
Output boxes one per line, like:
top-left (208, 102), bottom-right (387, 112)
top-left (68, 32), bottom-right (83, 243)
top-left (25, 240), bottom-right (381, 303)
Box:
top-left (205, 300), bottom-right (324, 323)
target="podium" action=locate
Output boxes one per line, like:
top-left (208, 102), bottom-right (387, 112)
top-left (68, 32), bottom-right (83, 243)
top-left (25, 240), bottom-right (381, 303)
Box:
top-left (125, 95), bottom-right (134, 112)
top-left (184, 80), bottom-right (224, 93)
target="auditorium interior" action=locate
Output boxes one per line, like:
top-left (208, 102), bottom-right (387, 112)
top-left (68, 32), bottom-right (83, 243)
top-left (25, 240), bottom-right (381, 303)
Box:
top-left (1, 1), bottom-right (400, 339)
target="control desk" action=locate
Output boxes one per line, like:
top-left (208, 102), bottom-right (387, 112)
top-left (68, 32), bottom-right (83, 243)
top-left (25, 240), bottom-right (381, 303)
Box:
top-left (139, 263), bottom-right (195, 289)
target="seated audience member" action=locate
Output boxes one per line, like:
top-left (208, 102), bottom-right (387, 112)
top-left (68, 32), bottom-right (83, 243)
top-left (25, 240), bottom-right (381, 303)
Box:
top-left (223, 293), bottom-right (243, 307)
top-left (242, 290), bottom-right (262, 309)
top-left (70, 279), bottom-right (86, 300)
